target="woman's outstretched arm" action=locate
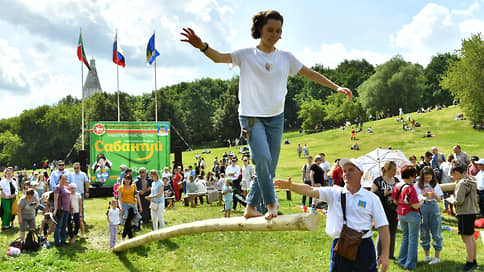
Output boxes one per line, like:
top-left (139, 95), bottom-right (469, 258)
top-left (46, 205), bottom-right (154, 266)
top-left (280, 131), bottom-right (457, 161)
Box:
top-left (298, 66), bottom-right (353, 100)
top-left (180, 28), bottom-right (232, 63)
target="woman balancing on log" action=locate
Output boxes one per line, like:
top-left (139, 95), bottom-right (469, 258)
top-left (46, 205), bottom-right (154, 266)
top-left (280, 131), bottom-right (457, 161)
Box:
top-left (181, 10), bottom-right (352, 219)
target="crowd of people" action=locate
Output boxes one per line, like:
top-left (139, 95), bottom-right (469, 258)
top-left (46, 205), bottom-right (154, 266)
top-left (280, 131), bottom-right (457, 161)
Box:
top-left (284, 143), bottom-right (483, 271)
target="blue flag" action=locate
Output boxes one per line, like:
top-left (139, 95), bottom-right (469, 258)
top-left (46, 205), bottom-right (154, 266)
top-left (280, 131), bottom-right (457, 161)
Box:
top-left (146, 33), bottom-right (160, 65)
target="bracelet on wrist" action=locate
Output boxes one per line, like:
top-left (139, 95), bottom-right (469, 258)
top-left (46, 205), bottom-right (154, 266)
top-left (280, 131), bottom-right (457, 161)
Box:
top-left (200, 42), bottom-right (209, 52)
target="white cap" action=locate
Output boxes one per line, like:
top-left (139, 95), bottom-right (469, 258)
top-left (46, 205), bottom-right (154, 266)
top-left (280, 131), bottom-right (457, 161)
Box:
top-left (475, 158), bottom-right (484, 165)
top-left (33, 171), bottom-right (39, 175)
top-left (339, 158), bottom-right (364, 172)
top-left (120, 164), bottom-right (127, 170)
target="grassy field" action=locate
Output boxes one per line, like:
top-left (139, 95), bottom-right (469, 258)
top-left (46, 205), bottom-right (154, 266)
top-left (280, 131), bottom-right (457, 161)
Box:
top-left (1, 105), bottom-right (483, 271)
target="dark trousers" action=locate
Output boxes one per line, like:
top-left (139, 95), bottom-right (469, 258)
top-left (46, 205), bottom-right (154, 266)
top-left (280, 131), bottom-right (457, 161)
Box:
top-left (302, 180), bottom-right (312, 206)
top-left (479, 190), bottom-right (484, 216)
top-left (330, 237), bottom-right (377, 272)
top-left (139, 194), bottom-right (151, 222)
top-left (122, 208), bottom-right (135, 239)
top-left (67, 213), bottom-right (80, 238)
top-left (232, 193), bottom-right (247, 211)
top-left (377, 209), bottom-right (397, 258)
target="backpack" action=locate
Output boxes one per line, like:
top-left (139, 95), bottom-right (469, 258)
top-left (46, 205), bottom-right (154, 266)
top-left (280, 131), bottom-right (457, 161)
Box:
top-left (23, 230), bottom-right (41, 251)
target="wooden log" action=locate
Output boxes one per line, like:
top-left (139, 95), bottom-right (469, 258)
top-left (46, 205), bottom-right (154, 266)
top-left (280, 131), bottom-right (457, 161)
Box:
top-left (440, 182), bottom-right (456, 192)
top-left (112, 213), bottom-right (320, 252)
top-left (440, 180), bottom-right (478, 192)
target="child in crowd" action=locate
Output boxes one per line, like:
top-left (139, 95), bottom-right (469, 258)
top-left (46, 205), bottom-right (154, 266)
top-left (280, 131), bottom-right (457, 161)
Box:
top-left (415, 166), bottom-right (443, 264)
top-left (446, 162), bottom-right (479, 271)
top-left (40, 212), bottom-right (57, 244)
top-left (216, 173), bottom-right (226, 206)
top-left (68, 183), bottom-right (82, 244)
top-left (222, 179), bottom-right (233, 218)
top-left (107, 199), bottom-right (120, 248)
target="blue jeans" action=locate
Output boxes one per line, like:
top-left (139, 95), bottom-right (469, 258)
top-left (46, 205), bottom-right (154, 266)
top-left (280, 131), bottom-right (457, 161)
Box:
top-left (420, 201), bottom-right (443, 251)
top-left (121, 202), bottom-right (141, 226)
top-left (330, 237), bottom-right (377, 272)
top-left (239, 113), bottom-right (284, 213)
top-left (302, 180), bottom-right (312, 206)
top-left (398, 211), bottom-right (420, 269)
top-left (54, 210), bottom-right (69, 246)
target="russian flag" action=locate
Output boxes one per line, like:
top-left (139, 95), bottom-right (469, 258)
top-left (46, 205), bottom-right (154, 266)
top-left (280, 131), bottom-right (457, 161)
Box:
top-left (113, 32), bottom-right (126, 68)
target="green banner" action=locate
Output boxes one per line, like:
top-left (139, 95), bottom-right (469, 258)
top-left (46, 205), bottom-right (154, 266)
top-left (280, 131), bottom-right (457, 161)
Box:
top-left (89, 121), bottom-right (170, 186)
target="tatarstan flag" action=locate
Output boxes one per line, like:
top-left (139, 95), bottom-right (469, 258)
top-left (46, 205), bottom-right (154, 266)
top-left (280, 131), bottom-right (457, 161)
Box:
top-left (77, 33), bottom-right (92, 71)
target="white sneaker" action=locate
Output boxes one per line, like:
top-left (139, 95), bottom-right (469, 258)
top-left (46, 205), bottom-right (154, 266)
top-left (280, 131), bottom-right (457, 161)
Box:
top-left (428, 257), bottom-right (440, 264)
top-left (423, 256), bottom-right (432, 262)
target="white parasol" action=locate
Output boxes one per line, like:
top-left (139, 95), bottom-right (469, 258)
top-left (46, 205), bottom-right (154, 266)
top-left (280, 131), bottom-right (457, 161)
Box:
top-left (357, 148), bottom-right (411, 188)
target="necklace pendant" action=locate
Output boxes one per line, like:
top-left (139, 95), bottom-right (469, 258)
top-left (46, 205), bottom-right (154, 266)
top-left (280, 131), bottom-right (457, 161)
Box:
top-left (265, 63), bottom-right (271, 71)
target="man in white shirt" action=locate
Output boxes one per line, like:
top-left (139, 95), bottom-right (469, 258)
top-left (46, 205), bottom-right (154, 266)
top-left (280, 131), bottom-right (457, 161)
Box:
top-left (475, 159), bottom-right (484, 217)
top-left (275, 158), bottom-right (390, 272)
top-left (319, 153), bottom-right (331, 186)
top-left (225, 158), bottom-right (241, 182)
top-left (71, 162), bottom-right (89, 224)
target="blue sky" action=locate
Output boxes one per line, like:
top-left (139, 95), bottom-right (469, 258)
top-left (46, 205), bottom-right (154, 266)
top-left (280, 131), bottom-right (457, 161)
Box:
top-left (0, 0), bottom-right (483, 119)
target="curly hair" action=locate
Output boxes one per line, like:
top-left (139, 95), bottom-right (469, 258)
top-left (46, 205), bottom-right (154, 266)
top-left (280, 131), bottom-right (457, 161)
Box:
top-left (251, 10), bottom-right (283, 39)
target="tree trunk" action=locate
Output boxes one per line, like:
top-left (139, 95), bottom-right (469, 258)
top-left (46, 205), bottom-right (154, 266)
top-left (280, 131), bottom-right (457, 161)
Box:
top-left (113, 213), bottom-right (320, 252)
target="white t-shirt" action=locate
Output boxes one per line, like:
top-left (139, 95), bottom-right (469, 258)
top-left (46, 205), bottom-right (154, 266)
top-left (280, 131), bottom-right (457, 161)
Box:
top-left (476, 170), bottom-right (484, 191)
top-left (414, 183), bottom-right (443, 202)
top-left (108, 208), bottom-right (120, 225)
top-left (196, 179), bottom-right (206, 193)
top-left (225, 165), bottom-right (241, 180)
top-left (439, 162), bottom-right (453, 184)
top-left (231, 47), bottom-right (303, 117)
top-left (70, 192), bottom-right (81, 213)
top-left (318, 186), bottom-right (388, 239)
top-left (320, 161), bottom-right (331, 180)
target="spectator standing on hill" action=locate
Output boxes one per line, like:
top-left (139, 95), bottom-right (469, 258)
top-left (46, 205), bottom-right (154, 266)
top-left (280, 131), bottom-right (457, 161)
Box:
top-left (241, 157), bottom-right (255, 197)
top-left (310, 156), bottom-right (325, 207)
top-left (331, 159), bottom-right (343, 187)
top-left (415, 166), bottom-right (443, 265)
top-left (468, 156), bottom-right (480, 177)
top-left (297, 144), bottom-right (302, 158)
top-left (53, 174), bottom-right (71, 247)
top-left (135, 167), bottom-right (152, 224)
top-left (446, 162), bottom-right (479, 271)
top-left (49, 160), bottom-right (72, 191)
top-left (301, 156), bottom-right (313, 206)
top-left (431, 147), bottom-right (445, 169)
top-left (419, 152), bottom-right (432, 170)
top-left (371, 161), bottom-right (399, 260)
top-left (453, 145), bottom-right (470, 167)
top-left (275, 158), bottom-right (389, 272)
top-left (71, 162), bottom-right (89, 222)
top-left (1, 167), bottom-right (18, 230)
top-left (440, 155), bottom-right (455, 215)
top-left (392, 165), bottom-right (423, 270)
top-left (319, 153), bottom-right (331, 186)
top-left (475, 159), bottom-right (484, 217)
top-left (303, 144), bottom-right (309, 158)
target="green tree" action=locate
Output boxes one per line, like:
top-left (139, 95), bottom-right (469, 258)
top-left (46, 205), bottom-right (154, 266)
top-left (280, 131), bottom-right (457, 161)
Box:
top-left (423, 53), bottom-right (459, 107)
top-left (297, 97), bottom-right (326, 132)
top-left (0, 131), bottom-right (23, 166)
top-left (212, 78), bottom-right (239, 146)
top-left (334, 59), bottom-right (375, 95)
top-left (323, 93), bottom-right (365, 127)
top-left (441, 33), bottom-right (484, 125)
top-left (358, 55), bottom-right (426, 116)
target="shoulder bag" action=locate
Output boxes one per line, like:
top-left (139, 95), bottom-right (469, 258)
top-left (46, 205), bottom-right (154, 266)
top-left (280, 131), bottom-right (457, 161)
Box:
top-left (333, 192), bottom-right (368, 261)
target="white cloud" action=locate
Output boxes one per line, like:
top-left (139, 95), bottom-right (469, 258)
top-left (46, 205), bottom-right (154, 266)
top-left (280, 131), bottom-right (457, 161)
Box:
top-left (299, 43), bottom-right (391, 69)
top-left (0, 38), bottom-right (30, 93)
top-left (389, 2), bottom-right (484, 65)
top-left (459, 19), bottom-right (484, 37)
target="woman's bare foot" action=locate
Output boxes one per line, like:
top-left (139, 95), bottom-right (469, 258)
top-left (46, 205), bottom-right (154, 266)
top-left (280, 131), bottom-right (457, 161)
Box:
top-left (244, 205), bottom-right (263, 218)
top-left (264, 203), bottom-right (278, 220)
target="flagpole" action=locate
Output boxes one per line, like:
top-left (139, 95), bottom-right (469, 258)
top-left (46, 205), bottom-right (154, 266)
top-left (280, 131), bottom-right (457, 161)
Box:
top-left (116, 30), bottom-right (120, 122)
top-left (80, 28), bottom-right (85, 150)
top-left (117, 63), bottom-right (120, 122)
top-left (81, 55), bottom-right (85, 149)
top-left (154, 32), bottom-right (158, 122)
